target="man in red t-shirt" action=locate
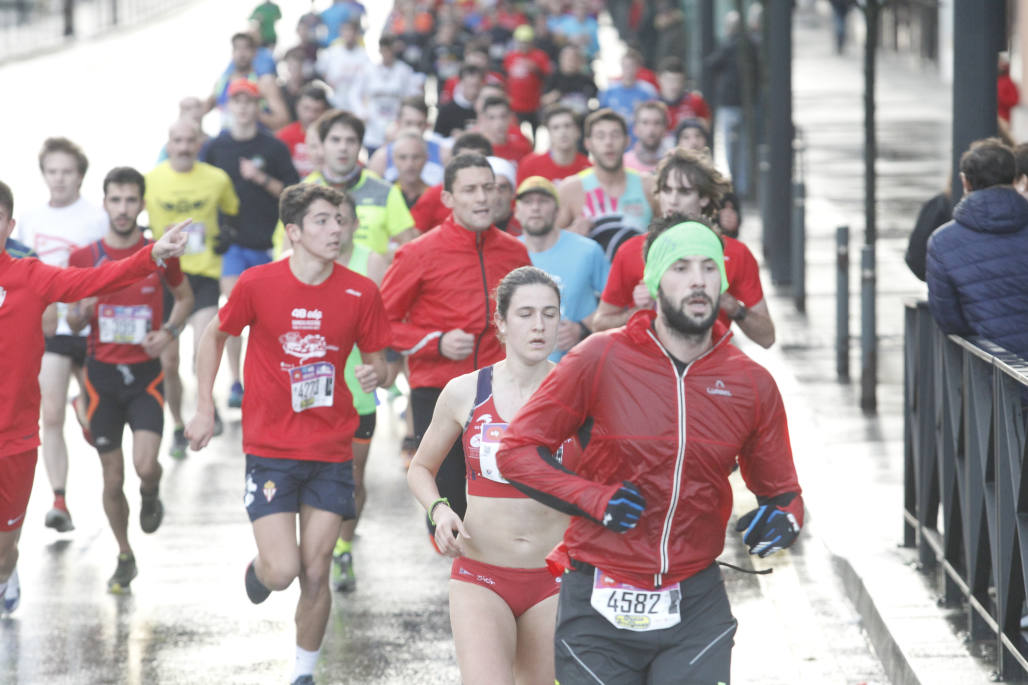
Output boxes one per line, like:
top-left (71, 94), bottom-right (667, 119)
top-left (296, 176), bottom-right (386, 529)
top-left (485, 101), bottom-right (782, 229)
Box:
top-left (186, 184), bottom-right (389, 684)
top-left (476, 95), bottom-right (534, 164)
top-left (517, 105), bottom-right (591, 186)
top-left (503, 25), bottom-right (553, 136)
top-left (657, 56), bottom-right (711, 130)
top-left (67, 167), bottom-right (194, 594)
top-left (275, 84), bottom-right (329, 178)
top-left (0, 180), bottom-right (189, 615)
top-left (593, 149), bottom-right (776, 348)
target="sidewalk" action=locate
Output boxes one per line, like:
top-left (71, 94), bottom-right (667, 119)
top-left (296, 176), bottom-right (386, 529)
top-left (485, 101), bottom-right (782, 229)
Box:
top-left (737, 6), bottom-right (995, 683)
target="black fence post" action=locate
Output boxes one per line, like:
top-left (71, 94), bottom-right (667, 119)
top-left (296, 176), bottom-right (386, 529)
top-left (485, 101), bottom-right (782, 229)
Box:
top-left (763, 0), bottom-right (792, 285)
top-left (950, 0), bottom-right (1003, 206)
top-left (63, 0), bottom-right (74, 37)
top-left (836, 226), bottom-right (849, 381)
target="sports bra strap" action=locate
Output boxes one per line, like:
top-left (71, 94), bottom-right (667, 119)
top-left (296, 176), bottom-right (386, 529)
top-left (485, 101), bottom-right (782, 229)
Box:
top-left (473, 365), bottom-right (494, 408)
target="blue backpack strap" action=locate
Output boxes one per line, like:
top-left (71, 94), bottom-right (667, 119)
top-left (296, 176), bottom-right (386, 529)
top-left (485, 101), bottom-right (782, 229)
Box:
top-left (473, 365), bottom-right (494, 407)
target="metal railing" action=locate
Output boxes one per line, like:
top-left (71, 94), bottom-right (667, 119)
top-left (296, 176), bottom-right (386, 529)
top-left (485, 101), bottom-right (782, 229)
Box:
top-left (903, 301), bottom-right (1028, 681)
top-left (0, 0), bottom-right (195, 64)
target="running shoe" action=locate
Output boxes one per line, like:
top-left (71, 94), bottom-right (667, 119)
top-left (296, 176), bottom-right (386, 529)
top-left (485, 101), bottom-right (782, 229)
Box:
top-left (69, 396), bottom-right (94, 446)
top-left (3, 567), bottom-right (20, 613)
top-left (169, 426), bottom-right (188, 459)
top-left (401, 435), bottom-right (418, 471)
top-left (44, 496), bottom-right (74, 533)
top-left (107, 553), bottom-right (138, 594)
top-left (140, 493), bottom-right (164, 534)
top-left (212, 408), bottom-right (224, 437)
top-left (228, 381), bottom-right (244, 408)
top-left (244, 559), bottom-right (271, 604)
top-left (331, 542), bottom-right (356, 593)
top-left (291, 676), bottom-right (315, 685)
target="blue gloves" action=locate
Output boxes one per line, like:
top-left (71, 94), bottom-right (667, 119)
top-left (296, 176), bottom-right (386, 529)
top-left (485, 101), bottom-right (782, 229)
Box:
top-left (736, 503), bottom-right (801, 557)
top-left (601, 481), bottom-right (646, 533)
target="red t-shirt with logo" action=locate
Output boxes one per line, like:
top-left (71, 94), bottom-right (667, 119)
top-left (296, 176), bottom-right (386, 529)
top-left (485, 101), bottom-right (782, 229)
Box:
top-left (218, 259), bottom-right (392, 463)
top-left (601, 233), bottom-right (763, 329)
top-left (503, 49), bottom-right (553, 113)
top-left (68, 237), bottom-right (183, 365)
top-left (516, 151), bottom-right (592, 185)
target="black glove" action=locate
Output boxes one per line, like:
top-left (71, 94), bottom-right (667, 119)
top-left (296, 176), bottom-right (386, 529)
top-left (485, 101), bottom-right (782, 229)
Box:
top-left (213, 227), bottom-right (236, 255)
top-left (735, 503), bottom-right (800, 557)
top-left (601, 481), bottom-right (645, 533)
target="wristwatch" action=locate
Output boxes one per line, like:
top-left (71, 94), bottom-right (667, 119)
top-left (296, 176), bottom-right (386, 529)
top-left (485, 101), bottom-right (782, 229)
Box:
top-left (732, 304), bottom-right (748, 322)
top-left (163, 322), bottom-right (183, 339)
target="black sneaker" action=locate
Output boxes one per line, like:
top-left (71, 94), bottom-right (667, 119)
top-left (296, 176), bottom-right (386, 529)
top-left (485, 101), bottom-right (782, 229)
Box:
top-left (244, 559), bottom-right (271, 604)
top-left (108, 553), bottom-right (138, 594)
top-left (291, 676), bottom-right (315, 685)
top-left (169, 427), bottom-right (188, 459)
top-left (140, 493), bottom-right (164, 534)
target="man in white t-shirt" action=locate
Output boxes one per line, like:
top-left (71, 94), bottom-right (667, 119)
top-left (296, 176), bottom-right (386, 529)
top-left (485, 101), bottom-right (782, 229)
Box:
top-left (315, 19), bottom-right (371, 113)
top-left (15, 137), bottom-right (109, 533)
top-left (349, 34), bottom-right (424, 155)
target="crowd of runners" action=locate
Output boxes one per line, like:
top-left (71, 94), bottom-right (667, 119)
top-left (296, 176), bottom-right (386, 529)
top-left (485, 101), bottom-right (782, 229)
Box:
top-left (0, 2), bottom-right (804, 684)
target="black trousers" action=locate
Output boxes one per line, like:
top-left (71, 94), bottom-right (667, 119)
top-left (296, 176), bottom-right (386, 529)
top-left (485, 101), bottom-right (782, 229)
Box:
top-left (555, 563), bottom-right (737, 684)
top-left (410, 386), bottom-right (467, 529)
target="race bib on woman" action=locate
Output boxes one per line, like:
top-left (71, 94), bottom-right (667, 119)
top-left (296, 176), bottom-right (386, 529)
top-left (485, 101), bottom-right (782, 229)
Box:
top-left (478, 422), bottom-right (510, 483)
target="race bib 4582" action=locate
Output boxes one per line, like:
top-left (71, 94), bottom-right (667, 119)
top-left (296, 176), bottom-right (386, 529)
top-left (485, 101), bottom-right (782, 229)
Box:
top-left (589, 568), bottom-right (682, 632)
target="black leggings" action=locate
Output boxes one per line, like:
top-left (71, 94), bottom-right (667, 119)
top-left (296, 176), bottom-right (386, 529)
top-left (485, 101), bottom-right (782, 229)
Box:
top-left (411, 386), bottom-right (467, 529)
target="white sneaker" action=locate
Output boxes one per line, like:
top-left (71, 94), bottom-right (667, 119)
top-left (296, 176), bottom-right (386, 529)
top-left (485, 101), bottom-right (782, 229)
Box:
top-left (3, 567), bottom-right (20, 613)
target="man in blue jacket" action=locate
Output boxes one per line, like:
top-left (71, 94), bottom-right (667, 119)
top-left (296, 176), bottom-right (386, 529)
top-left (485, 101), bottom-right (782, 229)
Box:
top-left (926, 138), bottom-right (1028, 362)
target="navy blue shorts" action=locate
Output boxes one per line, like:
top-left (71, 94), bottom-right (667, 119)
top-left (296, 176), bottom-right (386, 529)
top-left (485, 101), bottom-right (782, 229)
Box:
top-left (243, 454), bottom-right (356, 522)
top-left (222, 245), bottom-right (272, 278)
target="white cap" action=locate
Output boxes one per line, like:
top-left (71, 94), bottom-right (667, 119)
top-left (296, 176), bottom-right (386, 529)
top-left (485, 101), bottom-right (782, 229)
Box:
top-left (487, 155), bottom-right (517, 187)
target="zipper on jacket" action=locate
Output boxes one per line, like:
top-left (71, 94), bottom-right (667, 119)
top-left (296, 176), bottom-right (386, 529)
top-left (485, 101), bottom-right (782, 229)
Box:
top-left (474, 234), bottom-right (488, 368)
top-left (645, 328), bottom-right (720, 588)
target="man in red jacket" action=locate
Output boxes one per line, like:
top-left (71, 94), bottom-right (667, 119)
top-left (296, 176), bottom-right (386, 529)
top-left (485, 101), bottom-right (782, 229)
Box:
top-left (380, 154), bottom-right (531, 530)
top-left (0, 179), bottom-right (189, 615)
top-left (496, 217), bottom-right (803, 684)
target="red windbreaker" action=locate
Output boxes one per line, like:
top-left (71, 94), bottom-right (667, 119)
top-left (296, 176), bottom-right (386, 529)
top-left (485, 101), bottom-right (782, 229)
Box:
top-left (380, 214), bottom-right (531, 389)
top-left (0, 245), bottom-right (161, 458)
top-left (496, 310), bottom-right (803, 589)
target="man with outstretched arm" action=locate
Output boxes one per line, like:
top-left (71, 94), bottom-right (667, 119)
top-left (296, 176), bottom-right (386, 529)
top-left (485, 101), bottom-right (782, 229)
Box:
top-left (0, 179), bottom-right (189, 615)
top-left (496, 217), bottom-right (804, 684)
top-left (186, 184), bottom-right (390, 685)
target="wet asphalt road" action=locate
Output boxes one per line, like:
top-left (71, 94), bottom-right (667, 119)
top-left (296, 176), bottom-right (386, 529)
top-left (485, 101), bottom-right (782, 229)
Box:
top-left (1, 389), bottom-right (887, 685)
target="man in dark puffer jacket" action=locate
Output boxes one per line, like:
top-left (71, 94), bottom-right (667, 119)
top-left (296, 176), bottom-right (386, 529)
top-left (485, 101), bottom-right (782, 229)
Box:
top-left (927, 138), bottom-right (1028, 361)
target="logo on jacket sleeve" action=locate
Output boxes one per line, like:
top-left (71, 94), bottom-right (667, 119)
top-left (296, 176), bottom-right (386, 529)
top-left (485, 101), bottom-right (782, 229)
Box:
top-left (0, 286), bottom-right (6, 308)
top-left (706, 379), bottom-right (733, 397)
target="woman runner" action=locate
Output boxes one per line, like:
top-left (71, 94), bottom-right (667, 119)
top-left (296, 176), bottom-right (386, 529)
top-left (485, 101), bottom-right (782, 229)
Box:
top-left (407, 266), bottom-right (577, 685)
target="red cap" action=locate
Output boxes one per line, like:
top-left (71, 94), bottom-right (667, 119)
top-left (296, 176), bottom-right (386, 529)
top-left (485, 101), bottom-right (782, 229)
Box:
top-left (227, 78), bottom-right (259, 99)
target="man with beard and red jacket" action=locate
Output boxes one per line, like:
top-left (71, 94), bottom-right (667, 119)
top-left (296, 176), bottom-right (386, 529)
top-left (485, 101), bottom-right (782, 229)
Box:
top-left (381, 154), bottom-right (531, 532)
top-left (496, 217), bottom-right (803, 684)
